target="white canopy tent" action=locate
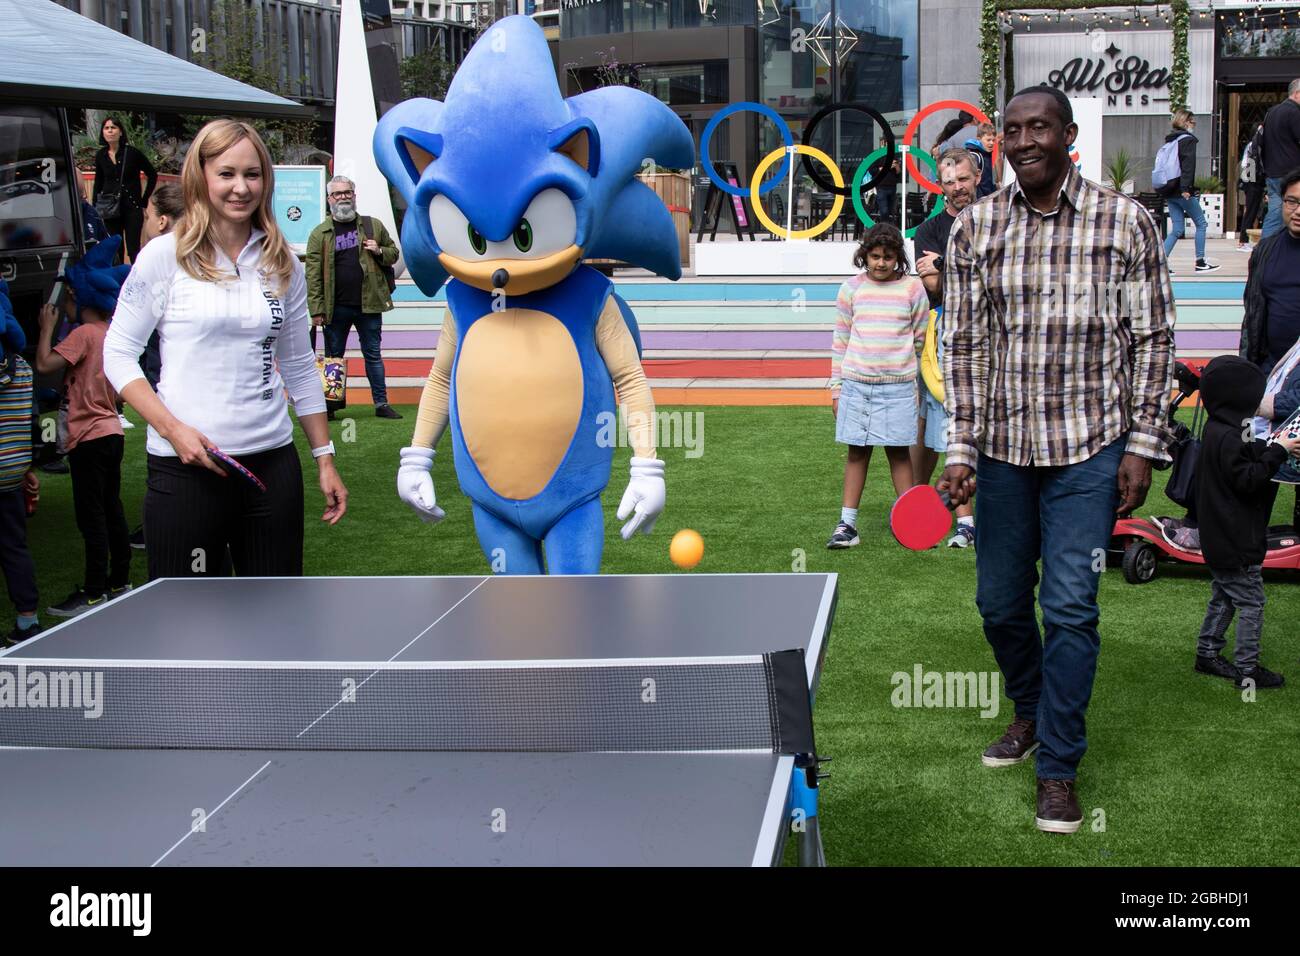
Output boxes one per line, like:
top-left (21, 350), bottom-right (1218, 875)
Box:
top-left (0, 0), bottom-right (309, 119)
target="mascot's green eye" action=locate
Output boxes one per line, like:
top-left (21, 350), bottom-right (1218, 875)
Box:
top-left (513, 219), bottom-right (533, 253)
top-left (467, 224), bottom-right (487, 255)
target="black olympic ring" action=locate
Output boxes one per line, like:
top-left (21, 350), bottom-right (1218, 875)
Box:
top-left (800, 103), bottom-right (897, 198)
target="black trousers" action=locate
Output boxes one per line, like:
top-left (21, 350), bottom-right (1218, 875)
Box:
top-left (0, 486), bottom-right (37, 612)
top-left (68, 434), bottom-right (131, 594)
top-left (144, 443), bottom-right (304, 579)
top-left (105, 203), bottom-right (144, 263)
top-left (1239, 183), bottom-right (1266, 242)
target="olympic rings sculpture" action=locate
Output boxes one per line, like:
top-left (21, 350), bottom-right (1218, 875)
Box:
top-left (800, 103), bottom-right (896, 197)
top-left (853, 146), bottom-right (945, 236)
top-left (902, 99), bottom-right (998, 195)
top-left (701, 100), bottom-right (980, 240)
top-left (700, 102), bottom-right (794, 198)
top-left (749, 144), bottom-right (845, 241)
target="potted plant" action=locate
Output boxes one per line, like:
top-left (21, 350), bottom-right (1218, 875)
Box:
top-left (1194, 175), bottom-right (1225, 238)
top-left (1104, 148), bottom-right (1136, 194)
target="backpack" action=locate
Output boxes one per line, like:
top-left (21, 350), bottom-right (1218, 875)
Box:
top-left (1152, 134), bottom-right (1189, 191)
top-left (1239, 141), bottom-right (1257, 184)
top-left (1164, 400), bottom-right (1204, 509)
top-left (359, 217), bottom-right (397, 295)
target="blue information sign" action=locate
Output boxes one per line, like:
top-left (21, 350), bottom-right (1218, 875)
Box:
top-left (272, 165), bottom-right (326, 254)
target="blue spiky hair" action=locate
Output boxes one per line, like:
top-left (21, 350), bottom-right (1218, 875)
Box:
top-left (373, 15), bottom-right (694, 296)
top-left (65, 235), bottom-right (131, 320)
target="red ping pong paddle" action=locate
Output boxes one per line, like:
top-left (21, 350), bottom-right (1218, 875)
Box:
top-left (890, 485), bottom-right (954, 551)
top-left (206, 446), bottom-right (267, 493)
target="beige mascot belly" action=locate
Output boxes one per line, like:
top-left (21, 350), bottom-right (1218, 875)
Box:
top-left (456, 308), bottom-right (584, 500)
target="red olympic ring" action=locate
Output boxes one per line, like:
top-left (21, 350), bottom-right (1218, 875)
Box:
top-left (902, 99), bottom-right (999, 196)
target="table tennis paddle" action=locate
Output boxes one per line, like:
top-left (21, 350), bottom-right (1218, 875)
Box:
top-left (889, 485), bottom-right (953, 551)
top-left (206, 447), bottom-right (267, 493)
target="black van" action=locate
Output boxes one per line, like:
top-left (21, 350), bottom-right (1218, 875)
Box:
top-left (0, 104), bottom-right (86, 386)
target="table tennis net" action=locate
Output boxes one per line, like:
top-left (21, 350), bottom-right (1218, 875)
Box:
top-left (0, 651), bottom-right (814, 754)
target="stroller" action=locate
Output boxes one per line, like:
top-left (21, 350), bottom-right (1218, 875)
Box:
top-left (1109, 361), bottom-right (1300, 583)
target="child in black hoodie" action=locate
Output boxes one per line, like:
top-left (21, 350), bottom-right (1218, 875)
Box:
top-left (1194, 356), bottom-right (1300, 689)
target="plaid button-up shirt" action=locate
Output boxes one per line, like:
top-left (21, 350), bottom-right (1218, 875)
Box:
top-left (941, 164), bottom-right (1175, 470)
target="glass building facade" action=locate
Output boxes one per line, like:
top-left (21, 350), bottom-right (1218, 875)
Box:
top-left (759, 1), bottom-right (917, 191)
top-left (559, 0), bottom-right (918, 219)
top-left (563, 0), bottom-right (759, 37)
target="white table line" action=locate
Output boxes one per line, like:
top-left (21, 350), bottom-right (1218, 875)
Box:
top-left (151, 760), bottom-right (272, 867)
top-left (295, 577), bottom-right (492, 740)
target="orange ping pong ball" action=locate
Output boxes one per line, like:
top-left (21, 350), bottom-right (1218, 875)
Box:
top-left (670, 529), bottom-right (704, 569)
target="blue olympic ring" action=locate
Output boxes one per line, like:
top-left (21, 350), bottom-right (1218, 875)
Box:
top-left (700, 102), bottom-right (795, 198)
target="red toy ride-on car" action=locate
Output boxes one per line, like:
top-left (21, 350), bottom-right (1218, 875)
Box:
top-left (1109, 361), bottom-right (1300, 583)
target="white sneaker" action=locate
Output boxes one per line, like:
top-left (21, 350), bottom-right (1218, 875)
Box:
top-left (1237, 242), bottom-right (1255, 252)
top-left (118, 414), bottom-right (134, 429)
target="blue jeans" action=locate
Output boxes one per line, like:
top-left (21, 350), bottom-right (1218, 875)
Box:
top-left (323, 305), bottom-right (388, 405)
top-left (974, 437), bottom-right (1124, 779)
top-left (1164, 194), bottom-right (1207, 260)
top-left (1262, 176), bottom-right (1285, 240)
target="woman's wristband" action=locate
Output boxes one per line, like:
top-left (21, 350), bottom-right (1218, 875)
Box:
top-left (312, 441), bottom-right (336, 460)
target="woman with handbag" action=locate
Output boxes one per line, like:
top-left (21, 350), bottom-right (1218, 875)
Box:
top-left (92, 116), bottom-right (157, 264)
top-left (103, 119), bottom-right (348, 579)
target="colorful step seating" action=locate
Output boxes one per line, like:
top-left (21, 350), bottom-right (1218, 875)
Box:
top-left (332, 277), bottom-right (1246, 406)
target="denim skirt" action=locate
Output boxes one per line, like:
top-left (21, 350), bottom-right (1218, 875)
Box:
top-left (835, 379), bottom-right (918, 447)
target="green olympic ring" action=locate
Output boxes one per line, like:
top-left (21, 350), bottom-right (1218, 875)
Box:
top-left (851, 145), bottom-right (945, 238)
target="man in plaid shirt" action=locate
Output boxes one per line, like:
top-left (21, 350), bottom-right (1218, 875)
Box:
top-left (939, 87), bottom-right (1175, 834)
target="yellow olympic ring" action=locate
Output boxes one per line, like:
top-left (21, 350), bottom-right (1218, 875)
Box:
top-left (750, 145), bottom-right (845, 241)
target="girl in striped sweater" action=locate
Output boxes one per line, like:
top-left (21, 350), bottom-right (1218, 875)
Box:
top-left (828, 224), bottom-right (929, 548)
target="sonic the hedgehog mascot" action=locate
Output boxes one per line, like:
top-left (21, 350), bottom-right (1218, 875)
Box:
top-left (375, 15), bottom-right (693, 574)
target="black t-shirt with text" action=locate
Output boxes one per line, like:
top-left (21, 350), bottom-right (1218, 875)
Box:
top-left (332, 219), bottom-right (363, 309)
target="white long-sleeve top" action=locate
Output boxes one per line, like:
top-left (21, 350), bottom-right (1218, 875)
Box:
top-left (104, 228), bottom-right (327, 457)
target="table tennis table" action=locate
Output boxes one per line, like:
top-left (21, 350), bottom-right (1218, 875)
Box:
top-left (0, 573), bottom-right (836, 867)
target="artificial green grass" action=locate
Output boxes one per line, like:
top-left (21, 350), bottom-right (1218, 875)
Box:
top-left (9, 405), bottom-right (1299, 866)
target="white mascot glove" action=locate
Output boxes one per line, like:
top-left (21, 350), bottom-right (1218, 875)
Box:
top-left (397, 445), bottom-right (446, 524)
top-left (617, 456), bottom-right (665, 540)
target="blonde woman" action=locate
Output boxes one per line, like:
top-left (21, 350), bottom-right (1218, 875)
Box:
top-left (104, 120), bottom-right (347, 578)
top-left (1159, 109), bottom-right (1219, 273)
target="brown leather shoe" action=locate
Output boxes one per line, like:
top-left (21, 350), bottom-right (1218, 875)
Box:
top-left (1036, 778), bottom-right (1082, 834)
top-left (981, 716), bottom-right (1038, 767)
